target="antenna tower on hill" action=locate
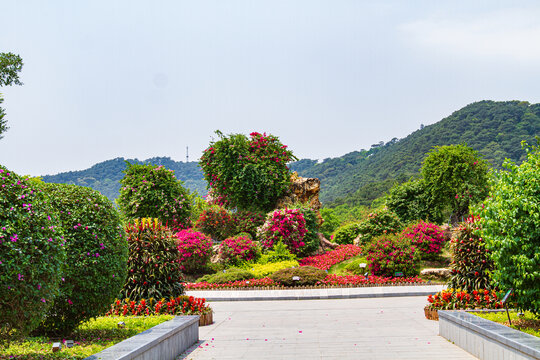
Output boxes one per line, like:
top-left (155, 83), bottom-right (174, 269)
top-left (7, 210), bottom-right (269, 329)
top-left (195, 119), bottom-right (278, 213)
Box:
top-left (186, 146), bottom-right (189, 163)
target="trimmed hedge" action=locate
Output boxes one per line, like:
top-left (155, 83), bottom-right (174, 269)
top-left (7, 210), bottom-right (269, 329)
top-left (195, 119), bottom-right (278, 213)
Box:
top-left (270, 266), bottom-right (327, 286)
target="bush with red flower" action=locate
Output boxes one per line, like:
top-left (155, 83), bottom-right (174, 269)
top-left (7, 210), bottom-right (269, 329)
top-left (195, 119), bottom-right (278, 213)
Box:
top-left (401, 220), bottom-right (445, 259)
top-left (195, 206), bottom-right (236, 241)
top-left (365, 234), bottom-right (420, 277)
top-left (176, 229), bottom-right (213, 273)
top-left (426, 288), bottom-right (505, 310)
top-left (258, 208), bottom-right (308, 254)
top-left (107, 295), bottom-right (212, 316)
top-left (219, 236), bottom-right (259, 265)
top-left (232, 209), bottom-right (266, 239)
top-left (299, 245), bottom-right (362, 270)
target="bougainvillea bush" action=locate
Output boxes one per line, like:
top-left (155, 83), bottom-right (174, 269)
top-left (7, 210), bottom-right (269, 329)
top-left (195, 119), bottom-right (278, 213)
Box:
top-left (365, 234), bottom-right (420, 277)
top-left (195, 207), bottom-right (236, 241)
top-left (299, 245), bottom-right (362, 270)
top-left (401, 220), bottom-right (445, 260)
top-left (258, 208), bottom-right (309, 254)
top-left (356, 208), bottom-right (403, 245)
top-left (0, 167), bottom-right (65, 339)
top-left (107, 296), bottom-right (211, 316)
top-left (200, 131), bottom-right (297, 212)
top-left (117, 163), bottom-right (192, 231)
top-left (37, 183), bottom-right (128, 336)
top-left (176, 229), bottom-right (213, 273)
top-left (219, 236), bottom-right (259, 265)
top-left (426, 289), bottom-right (504, 310)
top-left (448, 216), bottom-right (493, 292)
top-left (232, 209), bottom-right (266, 239)
top-left (122, 218), bottom-right (183, 300)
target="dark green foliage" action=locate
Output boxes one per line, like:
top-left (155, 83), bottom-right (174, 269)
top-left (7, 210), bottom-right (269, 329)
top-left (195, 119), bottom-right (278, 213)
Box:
top-left (42, 157), bottom-right (206, 202)
top-left (356, 208), bottom-right (403, 245)
top-left (366, 234), bottom-right (420, 277)
top-left (0, 96), bottom-right (7, 139)
top-left (199, 131), bottom-right (297, 212)
top-left (290, 204), bottom-right (320, 257)
top-left (448, 217), bottom-right (493, 292)
top-left (196, 268), bottom-right (255, 284)
top-left (117, 163), bottom-right (192, 230)
top-left (421, 144), bottom-right (489, 223)
top-left (195, 207), bottom-right (235, 240)
top-left (319, 208), bottom-right (341, 239)
top-left (122, 219), bottom-right (184, 300)
top-left (0, 52), bottom-right (23, 139)
top-left (385, 178), bottom-right (434, 223)
top-left (332, 223), bottom-right (361, 245)
top-left (37, 184), bottom-right (128, 335)
top-left (0, 167), bottom-right (65, 339)
top-left (270, 266), bottom-right (327, 286)
top-left (291, 100), bottom-right (540, 205)
top-left (478, 141), bottom-right (540, 314)
top-left (232, 209), bottom-right (266, 239)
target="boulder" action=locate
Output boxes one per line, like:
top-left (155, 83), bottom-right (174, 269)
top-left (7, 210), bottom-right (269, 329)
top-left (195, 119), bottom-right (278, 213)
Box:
top-left (276, 173), bottom-right (322, 211)
top-left (420, 268), bottom-right (451, 279)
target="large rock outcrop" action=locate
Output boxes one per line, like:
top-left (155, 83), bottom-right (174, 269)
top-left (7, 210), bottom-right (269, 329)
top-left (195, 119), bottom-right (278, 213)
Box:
top-left (276, 172), bottom-right (322, 211)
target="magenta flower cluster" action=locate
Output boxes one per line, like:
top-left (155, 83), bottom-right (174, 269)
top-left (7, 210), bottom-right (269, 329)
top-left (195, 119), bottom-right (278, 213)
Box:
top-left (176, 229), bottom-right (213, 272)
top-left (259, 208), bottom-right (308, 254)
top-left (401, 220), bottom-right (445, 256)
top-left (219, 236), bottom-right (259, 265)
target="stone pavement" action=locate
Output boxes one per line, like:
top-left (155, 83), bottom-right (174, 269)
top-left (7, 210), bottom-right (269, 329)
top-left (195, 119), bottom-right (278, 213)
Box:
top-left (177, 296), bottom-right (477, 360)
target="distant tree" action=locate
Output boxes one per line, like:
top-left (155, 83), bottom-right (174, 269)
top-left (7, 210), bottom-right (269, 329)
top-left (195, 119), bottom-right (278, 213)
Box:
top-left (0, 52), bottom-right (23, 139)
top-left (385, 178), bottom-right (436, 223)
top-left (421, 144), bottom-right (489, 223)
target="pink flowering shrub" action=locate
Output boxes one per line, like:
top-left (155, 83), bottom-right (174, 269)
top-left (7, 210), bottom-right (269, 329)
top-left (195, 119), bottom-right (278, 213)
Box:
top-left (299, 245), bottom-right (362, 270)
top-left (401, 220), bottom-right (446, 259)
top-left (219, 236), bottom-right (259, 265)
top-left (365, 234), bottom-right (420, 277)
top-left (259, 208), bottom-right (308, 254)
top-left (176, 229), bottom-right (213, 273)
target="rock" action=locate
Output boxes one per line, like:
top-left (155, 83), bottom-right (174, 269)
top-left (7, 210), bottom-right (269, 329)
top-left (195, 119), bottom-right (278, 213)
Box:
top-left (210, 244), bottom-right (224, 264)
top-left (420, 268), bottom-right (451, 279)
top-left (276, 173), bottom-right (322, 211)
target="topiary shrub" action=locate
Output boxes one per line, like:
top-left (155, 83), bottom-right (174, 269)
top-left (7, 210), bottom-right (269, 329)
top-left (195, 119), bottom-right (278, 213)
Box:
top-left (232, 209), bottom-right (266, 239)
top-left (117, 163), bottom-right (192, 231)
top-left (245, 260), bottom-right (300, 278)
top-left (365, 234), bottom-right (420, 277)
top-left (37, 183), bottom-right (128, 335)
top-left (332, 223), bottom-right (361, 245)
top-left (0, 167), bottom-right (65, 339)
top-left (196, 268), bottom-right (255, 284)
top-left (194, 207), bottom-right (236, 241)
top-left (401, 220), bottom-right (446, 260)
top-left (122, 218), bottom-right (184, 300)
top-left (258, 208), bottom-right (308, 254)
top-left (219, 236), bottom-right (259, 265)
top-left (448, 216), bottom-right (493, 292)
top-left (176, 229), bottom-right (213, 273)
top-left (356, 208), bottom-right (403, 244)
top-left (270, 266), bottom-right (327, 287)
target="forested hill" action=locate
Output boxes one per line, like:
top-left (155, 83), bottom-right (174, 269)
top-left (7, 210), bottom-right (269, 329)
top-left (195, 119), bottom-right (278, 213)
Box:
top-left (289, 100), bottom-right (540, 205)
top-left (42, 157), bottom-right (206, 202)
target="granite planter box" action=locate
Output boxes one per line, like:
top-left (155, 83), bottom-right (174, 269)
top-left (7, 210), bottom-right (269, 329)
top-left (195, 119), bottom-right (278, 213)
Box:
top-left (85, 315), bottom-right (199, 360)
top-left (439, 310), bottom-right (540, 360)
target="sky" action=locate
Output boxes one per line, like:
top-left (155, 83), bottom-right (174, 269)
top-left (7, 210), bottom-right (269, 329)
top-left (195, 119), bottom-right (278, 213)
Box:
top-left (1, 1), bottom-right (540, 176)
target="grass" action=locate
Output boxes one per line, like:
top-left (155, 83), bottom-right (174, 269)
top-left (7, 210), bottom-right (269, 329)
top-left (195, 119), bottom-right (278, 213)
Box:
top-left (328, 255), bottom-right (368, 275)
top-left (0, 315), bottom-right (174, 359)
top-left (471, 311), bottom-right (540, 338)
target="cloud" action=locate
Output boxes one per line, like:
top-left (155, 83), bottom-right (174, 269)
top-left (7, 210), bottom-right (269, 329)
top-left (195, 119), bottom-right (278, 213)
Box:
top-left (400, 7), bottom-right (540, 63)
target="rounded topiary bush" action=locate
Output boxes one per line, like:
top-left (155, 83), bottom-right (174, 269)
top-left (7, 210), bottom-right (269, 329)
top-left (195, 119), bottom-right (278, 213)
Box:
top-left (176, 229), bottom-right (213, 273)
top-left (122, 218), bottom-right (184, 300)
top-left (259, 208), bottom-right (308, 254)
top-left (219, 236), bottom-right (259, 265)
top-left (117, 163), bottom-right (192, 231)
top-left (401, 220), bottom-right (445, 260)
top-left (356, 208), bottom-right (403, 244)
top-left (0, 167), bottom-right (65, 339)
top-left (332, 223), bottom-right (361, 245)
top-left (37, 183), bottom-right (128, 335)
top-left (365, 234), bottom-right (420, 277)
top-left (270, 266), bottom-right (327, 287)
top-left (196, 268), bottom-right (255, 284)
top-left (195, 207), bottom-right (236, 241)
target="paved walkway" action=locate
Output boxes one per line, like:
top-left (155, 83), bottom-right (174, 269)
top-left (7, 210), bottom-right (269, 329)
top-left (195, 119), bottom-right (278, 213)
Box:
top-left (178, 295), bottom-right (476, 359)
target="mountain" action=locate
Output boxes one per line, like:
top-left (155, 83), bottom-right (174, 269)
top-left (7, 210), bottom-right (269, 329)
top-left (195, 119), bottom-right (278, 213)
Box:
top-left (42, 157), bottom-right (206, 202)
top-left (289, 100), bottom-right (540, 205)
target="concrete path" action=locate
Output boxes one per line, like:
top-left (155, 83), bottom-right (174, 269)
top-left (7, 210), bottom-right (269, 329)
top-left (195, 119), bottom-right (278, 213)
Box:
top-left (178, 296), bottom-right (476, 359)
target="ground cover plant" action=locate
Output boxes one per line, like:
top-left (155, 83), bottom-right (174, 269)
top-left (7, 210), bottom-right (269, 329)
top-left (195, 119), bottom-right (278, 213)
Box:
top-left (299, 245), bottom-right (362, 270)
top-left (471, 311), bottom-right (540, 338)
top-left (328, 255), bottom-right (369, 276)
top-left (244, 260), bottom-right (300, 278)
top-left (0, 315), bottom-right (173, 359)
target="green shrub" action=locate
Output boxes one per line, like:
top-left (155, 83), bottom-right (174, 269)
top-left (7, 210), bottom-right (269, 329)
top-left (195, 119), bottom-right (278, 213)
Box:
top-left (270, 266), bottom-right (327, 286)
top-left (196, 268), bottom-right (255, 284)
top-left (37, 184), bottom-right (128, 335)
top-left (332, 223), bottom-right (361, 245)
top-left (245, 260), bottom-right (300, 278)
top-left (219, 236), bottom-right (259, 265)
top-left (0, 167), bottom-right (65, 339)
top-left (232, 209), bottom-right (266, 239)
top-left (122, 218), bottom-right (183, 300)
top-left (344, 257), bottom-right (369, 275)
top-left (356, 208), bottom-right (402, 244)
top-left (289, 204), bottom-right (320, 257)
top-left (365, 234), bottom-right (420, 277)
top-left (478, 141), bottom-right (540, 314)
top-left (320, 208), bottom-right (341, 239)
top-left (194, 207), bottom-right (235, 240)
top-left (117, 163), bottom-right (192, 231)
top-left (176, 229), bottom-right (213, 273)
top-left (258, 241), bottom-right (297, 264)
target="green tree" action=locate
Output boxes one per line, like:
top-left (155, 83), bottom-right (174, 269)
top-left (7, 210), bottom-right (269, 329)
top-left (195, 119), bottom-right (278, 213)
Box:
top-left (385, 178), bottom-right (436, 223)
top-left (0, 52), bottom-right (23, 139)
top-left (421, 144), bottom-right (489, 223)
top-left (478, 140), bottom-right (540, 314)
top-left (199, 131), bottom-right (297, 212)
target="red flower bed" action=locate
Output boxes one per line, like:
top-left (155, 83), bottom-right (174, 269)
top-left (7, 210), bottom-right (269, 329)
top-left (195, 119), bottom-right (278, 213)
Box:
top-left (184, 277), bottom-right (275, 290)
top-left (106, 295), bottom-right (211, 316)
top-left (299, 245), bottom-right (362, 270)
top-left (426, 289), bottom-right (505, 310)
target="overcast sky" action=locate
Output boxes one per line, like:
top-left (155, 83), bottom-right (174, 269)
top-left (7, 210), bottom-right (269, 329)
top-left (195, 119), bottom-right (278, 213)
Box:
top-left (1, 1), bottom-right (540, 176)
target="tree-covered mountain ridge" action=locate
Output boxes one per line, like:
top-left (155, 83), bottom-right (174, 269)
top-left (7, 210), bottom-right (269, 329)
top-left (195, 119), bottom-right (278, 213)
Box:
top-left (42, 100), bottom-right (540, 205)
